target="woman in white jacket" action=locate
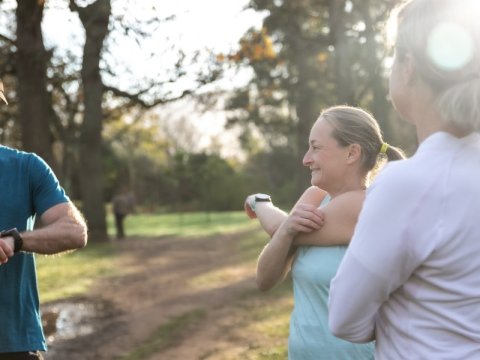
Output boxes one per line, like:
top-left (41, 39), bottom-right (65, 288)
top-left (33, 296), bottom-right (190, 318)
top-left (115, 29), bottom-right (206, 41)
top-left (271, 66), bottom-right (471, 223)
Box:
top-left (329, 1), bottom-right (480, 359)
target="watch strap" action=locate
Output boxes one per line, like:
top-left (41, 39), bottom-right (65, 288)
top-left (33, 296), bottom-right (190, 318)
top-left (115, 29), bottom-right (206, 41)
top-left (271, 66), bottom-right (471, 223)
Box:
top-left (247, 193), bottom-right (271, 213)
top-left (1, 228), bottom-right (23, 253)
top-left (255, 194), bottom-right (271, 202)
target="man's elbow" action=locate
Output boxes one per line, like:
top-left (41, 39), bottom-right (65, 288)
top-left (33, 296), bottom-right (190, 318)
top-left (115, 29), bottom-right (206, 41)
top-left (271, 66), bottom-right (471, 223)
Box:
top-left (73, 220), bottom-right (88, 249)
top-left (66, 203), bottom-right (88, 249)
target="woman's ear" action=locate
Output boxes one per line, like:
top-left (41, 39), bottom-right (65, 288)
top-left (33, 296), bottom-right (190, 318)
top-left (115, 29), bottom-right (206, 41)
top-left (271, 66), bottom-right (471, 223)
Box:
top-left (346, 144), bottom-right (362, 164)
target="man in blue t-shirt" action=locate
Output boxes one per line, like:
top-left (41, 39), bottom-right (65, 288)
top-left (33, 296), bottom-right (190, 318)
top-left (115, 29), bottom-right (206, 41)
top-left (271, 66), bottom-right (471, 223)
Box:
top-left (0, 79), bottom-right (88, 360)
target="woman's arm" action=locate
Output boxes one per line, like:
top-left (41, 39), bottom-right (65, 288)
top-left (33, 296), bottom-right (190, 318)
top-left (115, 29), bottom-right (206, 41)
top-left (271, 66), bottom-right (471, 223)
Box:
top-left (255, 187), bottom-right (327, 291)
top-left (245, 186), bottom-right (327, 237)
top-left (250, 201), bottom-right (287, 237)
top-left (293, 190), bottom-right (365, 247)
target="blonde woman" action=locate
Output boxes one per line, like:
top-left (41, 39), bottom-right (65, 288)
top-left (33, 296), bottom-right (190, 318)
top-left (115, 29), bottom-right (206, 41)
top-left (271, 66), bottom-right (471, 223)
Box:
top-left (329, 1), bottom-right (480, 359)
top-left (245, 105), bottom-right (404, 359)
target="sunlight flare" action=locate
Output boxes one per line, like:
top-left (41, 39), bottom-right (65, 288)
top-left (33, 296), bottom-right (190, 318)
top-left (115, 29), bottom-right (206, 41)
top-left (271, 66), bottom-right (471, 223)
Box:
top-left (427, 21), bottom-right (474, 71)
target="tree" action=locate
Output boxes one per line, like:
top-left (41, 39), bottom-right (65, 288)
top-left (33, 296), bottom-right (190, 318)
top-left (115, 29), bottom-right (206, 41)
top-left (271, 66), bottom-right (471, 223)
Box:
top-left (69, 0), bottom-right (111, 241)
top-left (167, 151), bottom-right (246, 212)
top-left (224, 0), bottom-right (410, 201)
top-left (15, 0), bottom-right (57, 170)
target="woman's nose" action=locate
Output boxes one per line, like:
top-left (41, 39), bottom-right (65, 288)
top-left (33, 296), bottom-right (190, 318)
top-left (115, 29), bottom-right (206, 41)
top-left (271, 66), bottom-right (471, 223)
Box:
top-left (302, 151), bottom-right (311, 166)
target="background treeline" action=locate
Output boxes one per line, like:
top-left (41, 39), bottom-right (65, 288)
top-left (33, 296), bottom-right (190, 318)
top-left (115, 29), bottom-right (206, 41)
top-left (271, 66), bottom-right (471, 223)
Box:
top-left (0, 0), bottom-right (416, 242)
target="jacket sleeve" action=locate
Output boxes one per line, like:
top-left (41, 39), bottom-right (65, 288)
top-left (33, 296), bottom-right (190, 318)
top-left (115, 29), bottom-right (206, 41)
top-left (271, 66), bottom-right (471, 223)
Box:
top-left (328, 164), bottom-right (440, 342)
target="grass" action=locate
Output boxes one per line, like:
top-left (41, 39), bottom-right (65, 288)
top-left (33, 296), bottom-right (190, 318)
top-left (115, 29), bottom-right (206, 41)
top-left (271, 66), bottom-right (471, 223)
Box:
top-left (37, 211), bottom-right (292, 359)
top-left (37, 211), bottom-right (256, 302)
top-left (118, 309), bottom-right (206, 360)
top-left (108, 210), bottom-right (256, 238)
top-left (232, 281), bottom-right (292, 359)
top-left (119, 223), bottom-right (292, 359)
top-left (36, 243), bottom-right (122, 303)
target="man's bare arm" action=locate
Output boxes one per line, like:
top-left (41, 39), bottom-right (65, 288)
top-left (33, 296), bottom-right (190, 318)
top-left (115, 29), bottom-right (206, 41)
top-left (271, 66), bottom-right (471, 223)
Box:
top-left (21, 202), bottom-right (87, 255)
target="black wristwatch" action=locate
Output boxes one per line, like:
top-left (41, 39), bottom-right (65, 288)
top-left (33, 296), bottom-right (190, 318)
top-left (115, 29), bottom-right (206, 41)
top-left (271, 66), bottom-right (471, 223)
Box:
top-left (1, 228), bottom-right (23, 253)
top-left (255, 193), bottom-right (271, 203)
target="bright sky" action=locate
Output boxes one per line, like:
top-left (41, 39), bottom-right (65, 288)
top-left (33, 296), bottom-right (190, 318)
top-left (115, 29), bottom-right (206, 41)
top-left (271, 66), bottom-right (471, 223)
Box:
top-left (40, 0), bottom-right (267, 159)
top-left (42, 0), bottom-right (266, 83)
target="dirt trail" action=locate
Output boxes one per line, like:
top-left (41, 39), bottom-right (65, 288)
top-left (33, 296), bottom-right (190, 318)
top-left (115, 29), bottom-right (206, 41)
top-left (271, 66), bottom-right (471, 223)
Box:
top-left (42, 230), bottom-right (263, 360)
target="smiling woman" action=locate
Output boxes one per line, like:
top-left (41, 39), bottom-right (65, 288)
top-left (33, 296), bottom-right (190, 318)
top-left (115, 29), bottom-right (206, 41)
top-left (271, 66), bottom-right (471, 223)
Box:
top-left (245, 105), bottom-right (404, 360)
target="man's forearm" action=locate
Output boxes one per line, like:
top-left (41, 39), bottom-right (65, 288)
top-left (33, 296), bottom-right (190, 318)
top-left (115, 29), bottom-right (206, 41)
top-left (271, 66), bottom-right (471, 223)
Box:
top-left (22, 209), bottom-right (87, 255)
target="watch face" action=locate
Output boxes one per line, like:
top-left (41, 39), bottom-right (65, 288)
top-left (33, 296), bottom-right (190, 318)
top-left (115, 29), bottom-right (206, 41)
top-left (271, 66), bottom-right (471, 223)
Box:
top-left (255, 193), bottom-right (271, 201)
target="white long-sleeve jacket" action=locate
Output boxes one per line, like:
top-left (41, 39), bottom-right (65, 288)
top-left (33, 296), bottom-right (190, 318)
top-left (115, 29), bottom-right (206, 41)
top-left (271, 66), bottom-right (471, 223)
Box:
top-left (329, 132), bottom-right (480, 360)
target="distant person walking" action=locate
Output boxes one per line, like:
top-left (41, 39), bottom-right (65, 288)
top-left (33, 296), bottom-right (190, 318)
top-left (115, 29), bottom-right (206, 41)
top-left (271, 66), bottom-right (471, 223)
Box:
top-left (112, 190), bottom-right (135, 239)
top-left (0, 79), bottom-right (88, 360)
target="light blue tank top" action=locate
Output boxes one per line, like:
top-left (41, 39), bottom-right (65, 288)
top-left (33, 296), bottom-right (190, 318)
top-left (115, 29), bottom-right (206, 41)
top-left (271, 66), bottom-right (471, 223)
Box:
top-left (288, 195), bottom-right (375, 359)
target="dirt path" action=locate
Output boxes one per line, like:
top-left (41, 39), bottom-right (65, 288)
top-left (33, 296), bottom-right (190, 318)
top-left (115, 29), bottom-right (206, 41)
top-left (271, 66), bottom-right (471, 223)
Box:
top-left (42, 230), bottom-right (270, 360)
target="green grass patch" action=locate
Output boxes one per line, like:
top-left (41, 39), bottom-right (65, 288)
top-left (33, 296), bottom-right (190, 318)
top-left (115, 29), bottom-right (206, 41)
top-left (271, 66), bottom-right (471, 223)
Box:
top-left (119, 309), bottom-right (206, 360)
top-left (107, 211), bottom-right (256, 238)
top-left (239, 280), bottom-right (293, 334)
top-left (229, 227), bottom-right (293, 360)
top-left (37, 210), bottom-right (293, 359)
top-left (37, 211), bottom-right (257, 304)
top-left (236, 283), bottom-right (292, 359)
top-left (36, 243), bottom-right (122, 303)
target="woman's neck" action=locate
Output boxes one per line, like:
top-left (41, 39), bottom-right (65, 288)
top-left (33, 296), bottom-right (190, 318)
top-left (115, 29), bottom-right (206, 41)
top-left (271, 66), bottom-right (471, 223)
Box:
top-left (328, 176), bottom-right (367, 199)
top-left (410, 86), bottom-right (472, 142)
top-left (416, 118), bottom-right (472, 143)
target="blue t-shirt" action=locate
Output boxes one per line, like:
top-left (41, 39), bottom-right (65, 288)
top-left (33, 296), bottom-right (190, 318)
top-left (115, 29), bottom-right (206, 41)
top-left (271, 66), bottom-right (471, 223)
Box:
top-left (288, 196), bottom-right (375, 359)
top-left (0, 146), bottom-right (69, 353)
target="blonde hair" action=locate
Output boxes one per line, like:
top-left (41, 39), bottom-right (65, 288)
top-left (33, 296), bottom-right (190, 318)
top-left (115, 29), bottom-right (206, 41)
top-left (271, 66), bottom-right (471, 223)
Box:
top-left (319, 105), bottom-right (405, 179)
top-left (394, 0), bottom-right (480, 132)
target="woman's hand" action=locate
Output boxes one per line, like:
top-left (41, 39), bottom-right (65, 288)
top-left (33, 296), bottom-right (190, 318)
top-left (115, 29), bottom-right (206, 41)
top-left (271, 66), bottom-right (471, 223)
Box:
top-left (283, 203), bottom-right (325, 236)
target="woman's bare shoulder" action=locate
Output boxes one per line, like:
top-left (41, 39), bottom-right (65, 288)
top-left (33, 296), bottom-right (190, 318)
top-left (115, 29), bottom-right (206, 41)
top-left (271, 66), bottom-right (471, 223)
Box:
top-left (295, 186), bottom-right (328, 207)
top-left (325, 190), bottom-right (365, 213)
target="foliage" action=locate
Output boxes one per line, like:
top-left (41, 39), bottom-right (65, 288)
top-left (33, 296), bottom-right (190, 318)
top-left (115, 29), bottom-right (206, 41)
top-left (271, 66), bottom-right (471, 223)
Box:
top-left (0, 0), bottom-right (419, 223)
top-left (167, 151), bottom-right (247, 212)
top-left (106, 131), bottom-right (246, 211)
top-left (241, 144), bottom-right (305, 208)
top-left (222, 0), bottom-right (417, 202)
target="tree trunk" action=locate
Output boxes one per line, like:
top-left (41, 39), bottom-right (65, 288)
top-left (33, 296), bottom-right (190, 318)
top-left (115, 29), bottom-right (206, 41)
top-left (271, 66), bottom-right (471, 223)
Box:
top-left (290, 34), bottom-right (320, 198)
top-left (361, 1), bottom-right (393, 137)
top-left (330, 0), bottom-right (355, 105)
top-left (73, 0), bottom-right (111, 242)
top-left (16, 0), bottom-right (56, 170)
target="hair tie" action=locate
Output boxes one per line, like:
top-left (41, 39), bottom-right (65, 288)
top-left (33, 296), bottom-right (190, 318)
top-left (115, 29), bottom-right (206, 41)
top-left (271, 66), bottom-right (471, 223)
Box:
top-left (380, 143), bottom-right (389, 154)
